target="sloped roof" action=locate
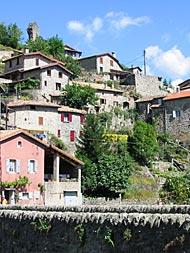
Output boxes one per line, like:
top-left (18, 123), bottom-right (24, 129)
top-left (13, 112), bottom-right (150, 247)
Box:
top-left (74, 81), bottom-right (123, 93)
top-left (0, 129), bottom-right (84, 166)
top-left (58, 106), bottom-right (86, 114)
top-left (7, 100), bottom-right (60, 108)
top-left (64, 44), bottom-right (82, 53)
top-left (163, 89), bottom-right (190, 101)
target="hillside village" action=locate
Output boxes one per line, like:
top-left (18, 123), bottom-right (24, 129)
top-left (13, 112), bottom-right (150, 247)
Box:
top-left (0, 22), bottom-right (190, 206)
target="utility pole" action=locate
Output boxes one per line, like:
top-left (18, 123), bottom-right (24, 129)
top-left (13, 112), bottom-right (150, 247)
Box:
top-left (143, 50), bottom-right (146, 76)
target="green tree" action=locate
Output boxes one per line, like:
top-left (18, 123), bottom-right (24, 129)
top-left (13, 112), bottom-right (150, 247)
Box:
top-left (46, 36), bottom-right (65, 58)
top-left (61, 83), bottom-right (98, 109)
top-left (77, 113), bottom-right (109, 163)
top-left (26, 36), bottom-right (50, 55)
top-left (129, 121), bottom-right (159, 165)
top-left (0, 22), bottom-right (23, 49)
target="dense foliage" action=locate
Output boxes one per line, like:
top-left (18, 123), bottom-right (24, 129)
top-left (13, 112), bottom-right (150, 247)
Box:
top-left (77, 114), bottom-right (133, 197)
top-left (128, 121), bottom-right (159, 165)
top-left (61, 83), bottom-right (98, 110)
top-left (0, 22), bottom-right (23, 49)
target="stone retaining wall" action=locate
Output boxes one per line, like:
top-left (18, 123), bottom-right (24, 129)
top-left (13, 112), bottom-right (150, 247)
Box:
top-left (0, 205), bottom-right (190, 253)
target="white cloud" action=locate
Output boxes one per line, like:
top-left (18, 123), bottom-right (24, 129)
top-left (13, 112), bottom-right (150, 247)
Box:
top-left (145, 45), bottom-right (190, 79)
top-left (67, 21), bottom-right (84, 32)
top-left (171, 79), bottom-right (184, 88)
top-left (106, 12), bottom-right (151, 30)
top-left (92, 17), bottom-right (103, 31)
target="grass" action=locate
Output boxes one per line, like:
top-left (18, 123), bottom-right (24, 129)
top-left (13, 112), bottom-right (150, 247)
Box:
top-left (122, 188), bottom-right (158, 200)
top-left (128, 175), bottom-right (157, 186)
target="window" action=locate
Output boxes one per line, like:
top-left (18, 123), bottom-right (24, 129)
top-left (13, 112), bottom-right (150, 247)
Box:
top-left (27, 159), bottom-right (38, 173)
top-left (9, 60), bottom-right (12, 68)
top-left (100, 67), bottom-right (103, 72)
top-left (173, 110), bottom-right (183, 118)
top-left (100, 98), bottom-right (106, 104)
top-left (30, 105), bottom-right (36, 110)
top-left (70, 130), bottom-right (75, 142)
top-left (47, 70), bottom-right (51, 76)
top-left (16, 58), bottom-right (19, 65)
top-left (39, 117), bottom-right (43, 125)
top-left (44, 80), bottom-right (47, 86)
top-left (80, 115), bottom-right (84, 124)
top-left (59, 72), bottom-right (62, 78)
top-left (56, 83), bottom-right (61, 90)
top-left (36, 58), bottom-right (39, 66)
top-left (61, 113), bottom-right (72, 122)
top-left (6, 159), bottom-right (20, 173)
top-left (99, 57), bottom-right (103, 64)
top-left (110, 60), bottom-right (113, 66)
top-left (17, 141), bottom-right (22, 148)
top-left (113, 101), bottom-right (119, 106)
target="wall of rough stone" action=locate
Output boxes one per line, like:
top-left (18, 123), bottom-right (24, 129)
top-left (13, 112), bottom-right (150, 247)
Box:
top-left (0, 205), bottom-right (190, 253)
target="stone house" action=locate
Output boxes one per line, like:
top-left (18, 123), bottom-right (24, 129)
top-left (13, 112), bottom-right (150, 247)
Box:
top-left (64, 44), bottom-right (82, 59)
top-left (0, 50), bottom-right (73, 101)
top-left (0, 129), bottom-right (83, 206)
top-left (3, 100), bottom-right (85, 154)
top-left (136, 89), bottom-right (190, 143)
top-left (78, 52), bottom-right (124, 81)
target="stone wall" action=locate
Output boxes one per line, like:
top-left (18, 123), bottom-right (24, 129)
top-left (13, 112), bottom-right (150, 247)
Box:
top-left (0, 205), bottom-right (190, 253)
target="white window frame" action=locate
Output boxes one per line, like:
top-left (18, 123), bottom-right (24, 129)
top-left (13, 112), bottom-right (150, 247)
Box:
top-left (27, 159), bottom-right (38, 173)
top-left (6, 159), bottom-right (20, 173)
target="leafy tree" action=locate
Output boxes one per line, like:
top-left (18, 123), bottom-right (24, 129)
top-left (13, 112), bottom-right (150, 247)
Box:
top-left (61, 83), bottom-right (98, 109)
top-left (129, 121), bottom-right (159, 165)
top-left (46, 36), bottom-right (65, 58)
top-left (77, 113), bottom-right (109, 163)
top-left (26, 36), bottom-right (50, 55)
top-left (0, 22), bottom-right (23, 49)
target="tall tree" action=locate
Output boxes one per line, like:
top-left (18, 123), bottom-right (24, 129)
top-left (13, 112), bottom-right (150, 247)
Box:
top-left (129, 120), bottom-right (159, 165)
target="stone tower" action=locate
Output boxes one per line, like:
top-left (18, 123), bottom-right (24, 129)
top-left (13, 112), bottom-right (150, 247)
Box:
top-left (27, 22), bottom-right (39, 41)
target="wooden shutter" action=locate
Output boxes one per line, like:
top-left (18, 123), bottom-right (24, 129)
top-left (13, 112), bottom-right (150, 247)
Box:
top-left (27, 160), bottom-right (31, 173)
top-left (16, 160), bottom-right (20, 173)
top-left (80, 115), bottom-right (84, 123)
top-left (69, 114), bottom-right (72, 122)
top-left (70, 130), bottom-right (75, 142)
top-left (39, 117), bottom-right (43, 125)
top-left (58, 129), bottom-right (61, 137)
top-left (29, 192), bottom-right (33, 199)
top-left (61, 113), bottom-right (64, 122)
top-left (6, 159), bottom-right (10, 173)
top-left (34, 160), bottom-right (38, 173)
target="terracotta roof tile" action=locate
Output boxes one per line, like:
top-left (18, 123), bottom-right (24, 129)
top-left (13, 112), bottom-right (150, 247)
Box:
top-left (163, 89), bottom-right (190, 101)
top-left (74, 81), bottom-right (123, 93)
top-left (8, 100), bottom-right (60, 108)
top-left (58, 106), bottom-right (86, 114)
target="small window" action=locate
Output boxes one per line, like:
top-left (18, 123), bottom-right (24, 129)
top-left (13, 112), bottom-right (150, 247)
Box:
top-left (39, 117), bottom-right (43, 125)
top-left (9, 60), bottom-right (12, 68)
top-left (70, 130), bottom-right (75, 142)
top-left (28, 159), bottom-right (38, 173)
top-left (100, 67), bottom-right (103, 72)
top-left (59, 72), bottom-right (62, 78)
top-left (44, 80), bottom-right (47, 86)
top-left (113, 101), bottom-right (119, 106)
top-left (110, 60), bottom-right (113, 66)
top-left (30, 105), bottom-right (36, 110)
top-left (100, 98), bottom-right (106, 104)
top-left (36, 58), bottom-right (39, 66)
top-left (56, 83), bottom-right (61, 90)
top-left (47, 70), bottom-right (51, 76)
top-left (100, 57), bottom-right (103, 64)
top-left (6, 159), bottom-right (20, 173)
top-left (22, 192), bottom-right (29, 199)
top-left (61, 113), bottom-right (72, 122)
top-left (16, 58), bottom-right (19, 65)
top-left (17, 141), bottom-right (22, 148)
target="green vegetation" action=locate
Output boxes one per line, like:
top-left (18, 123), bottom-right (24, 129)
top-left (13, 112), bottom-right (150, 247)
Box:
top-left (104, 226), bottom-right (115, 247)
top-left (0, 22), bottom-right (23, 49)
top-left (31, 219), bottom-right (51, 233)
top-left (48, 133), bottom-right (67, 150)
top-left (123, 228), bottom-right (132, 243)
top-left (1, 176), bottom-right (29, 187)
top-left (61, 83), bottom-right (98, 109)
top-left (74, 224), bottom-right (85, 245)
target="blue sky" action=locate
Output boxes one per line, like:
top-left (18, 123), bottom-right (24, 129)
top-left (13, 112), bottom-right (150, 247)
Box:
top-left (1, 0), bottom-right (190, 85)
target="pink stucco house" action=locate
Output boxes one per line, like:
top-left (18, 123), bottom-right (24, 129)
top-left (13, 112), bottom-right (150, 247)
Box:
top-left (0, 129), bottom-right (83, 206)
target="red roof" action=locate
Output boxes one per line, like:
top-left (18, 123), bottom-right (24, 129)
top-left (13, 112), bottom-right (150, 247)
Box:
top-left (163, 89), bottom-right (190, 101)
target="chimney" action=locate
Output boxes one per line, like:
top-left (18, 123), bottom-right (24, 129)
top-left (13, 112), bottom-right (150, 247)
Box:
top-left (24, 48), bottom-right (29, 53)
top-left (111, 52), bottom-right (116, 58)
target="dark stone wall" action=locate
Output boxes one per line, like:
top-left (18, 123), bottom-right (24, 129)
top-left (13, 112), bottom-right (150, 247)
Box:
top-left (0, 205), bottom-right (190, 253)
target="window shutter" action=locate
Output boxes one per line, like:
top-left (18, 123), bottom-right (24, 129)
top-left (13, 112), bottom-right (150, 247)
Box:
top-left (19, 192), bottom-right (22, 199)
top-left (61, 113), bottom-right (64, 122)
top-left (29, 192), bottom-right (33, 199)
top-left (173, 110), bottom-right (176, 118)
top-left (34, 160), bottom-right (38, 173)
top-left (58, 129), bottom-right (61, 137)
top-left (70, 130), bottom-right (75, 142)
top-left (180, 110), bottom-right (183, 117)
top-left (69, 114), bottom-right (72, 122)
top-left (80, 115), bottom-right (84, 123)
top-left (6, 159), bottom-right (10, 173)
top-left (27, 160), bottom-right (31, 173)
top-left (16, 160), bottom-right (20, 173)
top-left (2, 190), bottom-right (5, 198)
